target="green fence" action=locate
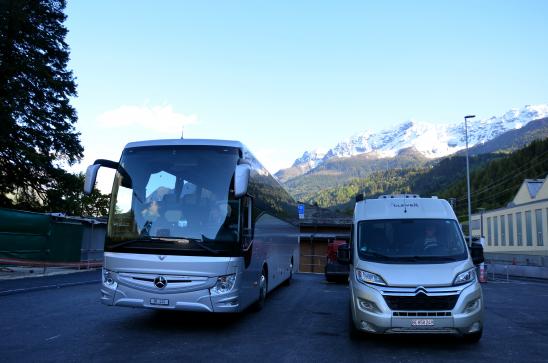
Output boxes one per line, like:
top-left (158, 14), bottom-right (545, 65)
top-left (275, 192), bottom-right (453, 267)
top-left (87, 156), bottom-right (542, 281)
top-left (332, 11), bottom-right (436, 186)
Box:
top-left (0, 208), bottom-right (105, 262)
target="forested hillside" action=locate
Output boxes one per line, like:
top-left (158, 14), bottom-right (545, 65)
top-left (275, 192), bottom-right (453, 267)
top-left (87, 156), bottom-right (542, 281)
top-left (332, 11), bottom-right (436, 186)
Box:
top-left (309, 138), bottom-right (548, 219)
top-left (439, 138), bottom-right (548, 220)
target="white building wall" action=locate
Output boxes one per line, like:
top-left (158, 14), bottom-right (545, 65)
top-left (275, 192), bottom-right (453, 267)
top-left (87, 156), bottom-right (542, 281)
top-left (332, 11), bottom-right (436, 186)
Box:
top-left (471, 199), bottom-right (548, 253)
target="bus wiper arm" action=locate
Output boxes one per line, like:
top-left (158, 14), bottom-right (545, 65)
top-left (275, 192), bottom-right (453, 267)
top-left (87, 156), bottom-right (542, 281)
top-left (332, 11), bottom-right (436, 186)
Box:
top-left (109, 238), bottom-right (155, 249)
top-left (109, 237), bottom-right (222, 254)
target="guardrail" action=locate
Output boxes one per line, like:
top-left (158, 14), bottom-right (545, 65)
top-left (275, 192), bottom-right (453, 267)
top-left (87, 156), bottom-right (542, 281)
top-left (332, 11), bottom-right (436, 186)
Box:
top-left (0, 257), bottom-right (102, 275)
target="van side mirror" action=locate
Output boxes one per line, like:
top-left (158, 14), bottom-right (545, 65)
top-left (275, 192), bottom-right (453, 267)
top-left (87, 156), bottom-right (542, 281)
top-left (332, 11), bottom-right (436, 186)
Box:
top-left (234, 163), bottom-right (251, 198)
top-left (469, 243), bottom-right (485, 266)
top-left (337, 243), bottom-right (351, 265)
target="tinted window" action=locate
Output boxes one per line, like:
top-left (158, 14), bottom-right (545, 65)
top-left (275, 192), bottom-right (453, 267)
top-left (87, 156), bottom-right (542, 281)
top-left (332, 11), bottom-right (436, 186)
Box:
top-left (357, 219), bottom-right (468, 264)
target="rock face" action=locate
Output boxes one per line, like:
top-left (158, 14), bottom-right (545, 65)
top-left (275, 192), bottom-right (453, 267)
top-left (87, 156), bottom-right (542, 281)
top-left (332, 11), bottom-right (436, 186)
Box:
top-left (286, 103), bottom-right (548, 172)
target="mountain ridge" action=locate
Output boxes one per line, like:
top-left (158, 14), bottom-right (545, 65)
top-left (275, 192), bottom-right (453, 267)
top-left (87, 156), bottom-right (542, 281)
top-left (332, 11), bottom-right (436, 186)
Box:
top-left (277, 103), bottom-right (548, 181)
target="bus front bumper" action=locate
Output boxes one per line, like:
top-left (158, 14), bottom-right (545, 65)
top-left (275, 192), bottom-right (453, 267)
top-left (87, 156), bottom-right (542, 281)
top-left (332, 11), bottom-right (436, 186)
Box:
top-left (101, 281), bottom-right (241, 313)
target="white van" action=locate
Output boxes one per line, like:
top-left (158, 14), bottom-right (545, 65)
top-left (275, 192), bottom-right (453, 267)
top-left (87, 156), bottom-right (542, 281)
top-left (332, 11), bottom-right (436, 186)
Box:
top-left (339, 195), bottom-right (484, 342)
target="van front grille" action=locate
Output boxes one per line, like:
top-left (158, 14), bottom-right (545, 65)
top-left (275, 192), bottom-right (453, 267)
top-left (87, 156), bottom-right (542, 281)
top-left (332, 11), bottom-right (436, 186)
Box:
top-left (393, 311), bottom-right (452, 317)
top-left (384, 294), bottom-right (458, 311)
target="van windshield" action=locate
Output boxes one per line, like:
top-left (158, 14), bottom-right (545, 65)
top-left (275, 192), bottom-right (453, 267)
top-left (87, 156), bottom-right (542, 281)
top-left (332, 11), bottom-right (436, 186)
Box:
top-left (357, 219), bottom-right (468, 263)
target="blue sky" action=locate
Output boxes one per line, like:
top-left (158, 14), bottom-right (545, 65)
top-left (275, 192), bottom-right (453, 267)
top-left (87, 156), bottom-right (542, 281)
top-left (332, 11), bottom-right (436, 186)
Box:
top-left (65, 0), bottom-right (548, 183)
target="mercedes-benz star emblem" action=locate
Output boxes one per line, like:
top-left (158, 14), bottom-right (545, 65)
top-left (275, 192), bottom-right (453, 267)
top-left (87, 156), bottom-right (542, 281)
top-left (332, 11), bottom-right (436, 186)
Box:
top-left (154, 276), bottom-right (167, 289)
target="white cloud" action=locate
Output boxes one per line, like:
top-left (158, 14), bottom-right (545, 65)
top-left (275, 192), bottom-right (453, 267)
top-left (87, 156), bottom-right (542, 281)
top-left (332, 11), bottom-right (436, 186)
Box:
top-left (96, 104), bottom-right (197, 135)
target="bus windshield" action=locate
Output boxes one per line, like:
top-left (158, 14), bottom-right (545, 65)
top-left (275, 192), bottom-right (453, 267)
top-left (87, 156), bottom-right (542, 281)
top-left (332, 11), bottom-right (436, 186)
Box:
top-left (357, 219), bottom-right (468, 263)
top-left (106, 145), bottom-right (241, 256)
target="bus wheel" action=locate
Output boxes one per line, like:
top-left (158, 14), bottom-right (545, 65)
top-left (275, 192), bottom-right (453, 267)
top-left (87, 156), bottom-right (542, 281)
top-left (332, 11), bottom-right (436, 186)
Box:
top-left (283, 258), bottom-right (293, 286)
top-left (253, 268), bottom-right (268, 312)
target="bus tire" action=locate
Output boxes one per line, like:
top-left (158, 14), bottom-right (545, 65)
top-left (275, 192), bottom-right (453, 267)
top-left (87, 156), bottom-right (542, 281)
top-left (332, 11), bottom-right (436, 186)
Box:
top-left (283, 258), bottom-right (293, 286)
top-left (253, 267), bottom-right (268, 312)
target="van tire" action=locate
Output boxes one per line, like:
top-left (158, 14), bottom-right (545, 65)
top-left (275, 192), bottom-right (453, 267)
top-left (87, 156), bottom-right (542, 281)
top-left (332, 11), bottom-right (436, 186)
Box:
top-left (463, 329), bottom-right (482, 343)
top-left (348, 303), bottom-right (363, 340)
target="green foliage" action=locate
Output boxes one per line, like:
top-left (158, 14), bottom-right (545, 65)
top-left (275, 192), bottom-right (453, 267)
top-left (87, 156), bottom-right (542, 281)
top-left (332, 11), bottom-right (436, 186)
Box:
top-left (303, 139), bottom-right (548, 218)
top-left (439, 138), bottom-right (548, 221)
top-left (283, 148), bottom-right (428, 202)
top-left (0, 0), bottom-right (84, 210)
top-left (9, 171), bottom-right (110, 217)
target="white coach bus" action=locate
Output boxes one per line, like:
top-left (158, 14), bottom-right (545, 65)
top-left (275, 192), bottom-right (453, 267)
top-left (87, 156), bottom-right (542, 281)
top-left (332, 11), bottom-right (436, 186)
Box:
top-left (84, 139), bottom-right (299, 313)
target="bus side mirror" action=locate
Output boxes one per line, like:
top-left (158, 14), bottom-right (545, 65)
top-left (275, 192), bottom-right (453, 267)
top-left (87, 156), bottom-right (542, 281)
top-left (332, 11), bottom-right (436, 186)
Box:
top-left (84, 164), bottom-right (101, 195)
top-left (84, 159), bottom-right (126, 195)
top-left (234, 164), bottom-right (251, 198)
top-left (337, 243), bottom-right (351, 265)
top-left (469, 243), bottom-right (485, 266)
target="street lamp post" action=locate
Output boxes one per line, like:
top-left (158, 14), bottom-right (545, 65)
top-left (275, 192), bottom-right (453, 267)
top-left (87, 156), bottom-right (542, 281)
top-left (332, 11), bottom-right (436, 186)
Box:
top-left (478, 207), bottom-right (486, 238)
top-left (464, 115), bottom-right (476, 246)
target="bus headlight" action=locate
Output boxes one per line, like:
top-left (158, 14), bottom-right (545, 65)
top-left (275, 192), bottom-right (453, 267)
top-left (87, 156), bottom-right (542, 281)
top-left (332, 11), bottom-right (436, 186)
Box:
top-left (211, 274), bottom-right (236, 295)
top-left (102, 269), bottom-right (117, 289)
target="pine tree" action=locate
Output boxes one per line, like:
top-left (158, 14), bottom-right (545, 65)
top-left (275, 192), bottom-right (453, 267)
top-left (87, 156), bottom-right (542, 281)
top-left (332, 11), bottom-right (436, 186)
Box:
top-left (0, 0), bottom-right (83, 207)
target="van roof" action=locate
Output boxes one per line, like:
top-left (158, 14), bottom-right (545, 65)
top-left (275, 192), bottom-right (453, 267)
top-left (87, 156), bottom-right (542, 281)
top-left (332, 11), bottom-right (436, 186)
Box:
top-left (354, 197), bottom-right (457, 222)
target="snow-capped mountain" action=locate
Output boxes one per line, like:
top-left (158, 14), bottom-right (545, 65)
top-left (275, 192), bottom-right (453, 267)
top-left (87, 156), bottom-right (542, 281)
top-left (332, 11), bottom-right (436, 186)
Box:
top-left (292, 104), bottom-right (548, 168)
top-left (291, 149), bottom-right (327, 171)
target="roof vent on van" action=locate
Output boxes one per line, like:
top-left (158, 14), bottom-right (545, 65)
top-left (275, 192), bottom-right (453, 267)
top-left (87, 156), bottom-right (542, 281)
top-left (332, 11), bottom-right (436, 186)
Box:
top-left (378, 194), bottom-right (420, 199)
top-left (431, 196), bottom-right (438, 199)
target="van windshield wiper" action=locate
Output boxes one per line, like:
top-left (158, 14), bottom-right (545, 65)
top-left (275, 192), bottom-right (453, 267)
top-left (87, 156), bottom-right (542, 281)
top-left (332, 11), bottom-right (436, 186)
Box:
top-left (360, 251), bottom-right (391, 260)
top-left (395, 256), bottom-right (459, 262)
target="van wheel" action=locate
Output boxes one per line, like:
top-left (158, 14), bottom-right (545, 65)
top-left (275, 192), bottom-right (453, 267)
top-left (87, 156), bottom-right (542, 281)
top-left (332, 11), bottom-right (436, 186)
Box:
top-left (253, 268), bottom-right (268, 312)
top-left (349, 303), bottom-right (362, 340)
top-left (463, 329), bottom-right (482, 343)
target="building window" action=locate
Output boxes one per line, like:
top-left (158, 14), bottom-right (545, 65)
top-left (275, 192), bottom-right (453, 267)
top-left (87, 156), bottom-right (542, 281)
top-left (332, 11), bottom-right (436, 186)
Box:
top-left (536, 209), bottom-right (544, 246)
top-left (487, 217), bottom-right (492, 246)
top-left (508, 214), bottom-right (514, 246)
top-left (494, 216), bottom-right (499, 246)
top-left (525, 211), bottom-right (533, 246)
top-left (516, 212), bottom-right (523, 246)
top-left (500, 215), bottom-right (506, 246)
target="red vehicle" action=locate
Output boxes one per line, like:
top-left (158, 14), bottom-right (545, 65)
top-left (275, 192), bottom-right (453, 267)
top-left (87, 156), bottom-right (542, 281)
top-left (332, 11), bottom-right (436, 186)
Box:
top-left (325, 239), bottom-right (350, 282)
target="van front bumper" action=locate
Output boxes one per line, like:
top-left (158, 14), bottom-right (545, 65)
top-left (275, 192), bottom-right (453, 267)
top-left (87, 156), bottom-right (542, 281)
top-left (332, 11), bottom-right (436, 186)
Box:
top-left (349, 279), bottom-right (483, 335)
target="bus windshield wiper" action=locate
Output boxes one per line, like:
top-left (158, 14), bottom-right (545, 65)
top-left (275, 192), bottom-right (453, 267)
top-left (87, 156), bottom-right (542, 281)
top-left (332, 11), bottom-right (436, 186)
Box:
top-left (108, 237), bottom-right (222, 254)
top-left (108, 238), bottom-right (155, 250)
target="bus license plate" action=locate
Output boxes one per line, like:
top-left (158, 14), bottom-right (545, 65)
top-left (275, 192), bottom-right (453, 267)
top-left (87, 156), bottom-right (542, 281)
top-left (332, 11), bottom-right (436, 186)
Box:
top-left (150, 298), bottom-right (169, 306)
top-left (411, 319), bottom-right (434, 327)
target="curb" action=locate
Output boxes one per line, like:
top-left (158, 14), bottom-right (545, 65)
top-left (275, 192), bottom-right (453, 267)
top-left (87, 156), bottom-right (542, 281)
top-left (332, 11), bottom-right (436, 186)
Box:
top-left (0, 279), bottom-right (101, 296)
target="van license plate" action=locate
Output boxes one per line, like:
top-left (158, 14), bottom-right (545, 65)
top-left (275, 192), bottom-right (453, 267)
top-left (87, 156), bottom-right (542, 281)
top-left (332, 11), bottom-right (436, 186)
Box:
top-left (150, 298), bottom-right (169, 306)
top-left (411, 319), bottom-right (434, 327)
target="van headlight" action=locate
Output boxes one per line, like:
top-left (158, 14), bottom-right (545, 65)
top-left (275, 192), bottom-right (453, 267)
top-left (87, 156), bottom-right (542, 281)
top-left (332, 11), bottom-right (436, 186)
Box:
top-left (355, 269), bottom-right (387, 286)
top-left (211, 274), bottom-right (237, 295)
top-left (453, 268), bottom-right (476, 286)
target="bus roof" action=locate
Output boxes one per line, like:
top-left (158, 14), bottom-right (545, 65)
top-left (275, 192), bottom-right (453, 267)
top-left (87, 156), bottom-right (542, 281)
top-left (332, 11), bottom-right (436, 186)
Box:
top-left (124, 139), bottom-right (244, 149)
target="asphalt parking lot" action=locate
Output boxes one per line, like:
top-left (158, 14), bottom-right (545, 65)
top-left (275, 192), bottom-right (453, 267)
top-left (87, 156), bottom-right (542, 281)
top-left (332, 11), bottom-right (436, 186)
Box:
top-left (0, 272), bottom-right (547, 362)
